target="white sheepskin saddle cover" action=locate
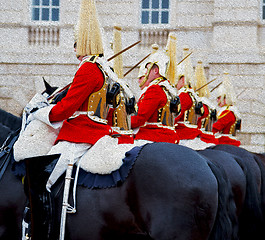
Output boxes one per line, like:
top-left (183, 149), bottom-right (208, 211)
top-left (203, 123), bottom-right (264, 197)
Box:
top-left (13, 120), bottom-right (59, 161)
top-left (179, 138), bottom-right (215, 150)
top-left (79, 136), bottom-right (151, 174)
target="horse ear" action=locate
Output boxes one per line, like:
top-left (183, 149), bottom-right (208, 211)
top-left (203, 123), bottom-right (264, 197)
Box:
top-left (42, 78), bottom-right (58, 96)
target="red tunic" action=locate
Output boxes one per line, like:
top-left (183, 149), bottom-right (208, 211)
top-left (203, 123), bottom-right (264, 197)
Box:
top-left (174, 91), bottom-right (193, 123)
top-left (212, 109), bottom-right (236, 134)
top-left (199, 131), bottom-right (219, 145)
top-left (131, 83), bottom-right (179, 143)
top-left (216, 135), bottom-right (241, 147)
top-left (174, 90), bottom-right (200, 140)
top-left (49, 61), bottom-right (112, 145)
top-left (175, 123), bottom-right (201, 140)
top-left (211, 107), bottom-right (240, 146)
top-left (197, 104), bottom-right (210, 129)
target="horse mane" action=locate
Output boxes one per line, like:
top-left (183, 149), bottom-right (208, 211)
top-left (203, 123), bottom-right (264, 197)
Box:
top-left (0, 108), bottom-right (21, 131)
top-left (0, 108), bottom-right (21, 145)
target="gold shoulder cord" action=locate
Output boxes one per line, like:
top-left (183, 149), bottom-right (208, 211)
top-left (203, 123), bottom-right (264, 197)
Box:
top-left (152, 77), bottom-right (164, 85)
top-left (86, 56), bottom-right (109, 120)
top-left (157, 84), bottom-right (174, 127)
top-left (218, 106), bottom-right (230, 120)
top-left (185, 91), bottom-right (197, 125)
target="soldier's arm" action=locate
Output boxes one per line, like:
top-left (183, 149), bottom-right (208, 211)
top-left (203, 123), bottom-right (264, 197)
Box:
top-left (131, 86), bottom-right (166, 128)
top-left (49, 63), bottom-right (103, 122)
top-left (212, 110), bottom-right (235, 133)
top-left (174, 92), bottom-right (193, 123)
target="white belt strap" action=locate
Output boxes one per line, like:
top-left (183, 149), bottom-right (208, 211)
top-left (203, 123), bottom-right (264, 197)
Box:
top-left (69, 111), bottom-right (108, 124)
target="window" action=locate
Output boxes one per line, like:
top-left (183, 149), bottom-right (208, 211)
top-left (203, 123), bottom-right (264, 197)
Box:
top-left (31, 0), bottom-right (60, 22)
top-left (141, 0), bottom-right (169, 25)
top-left (263, 0), bottom-right (265, 19)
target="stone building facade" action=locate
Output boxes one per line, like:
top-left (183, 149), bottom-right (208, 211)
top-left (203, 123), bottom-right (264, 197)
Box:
top-left (0, 0), bottom-right (264, 152)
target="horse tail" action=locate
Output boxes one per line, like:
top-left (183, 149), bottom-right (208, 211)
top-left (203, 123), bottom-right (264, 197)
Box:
top-left (233, 156), bottom-right (264, 240)
top-left (207, 161), bottom-right (238, 240)
top-left (253, 154), bottom-right (265, 235)
top-left (253, 154), bottom-right (265, 214)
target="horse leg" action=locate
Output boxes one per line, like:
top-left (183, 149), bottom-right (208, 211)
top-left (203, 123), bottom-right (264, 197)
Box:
top-left (0, 163), bottom-right (26, 240)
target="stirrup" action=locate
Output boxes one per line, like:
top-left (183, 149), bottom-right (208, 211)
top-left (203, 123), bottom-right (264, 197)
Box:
top-left (65, 203), bottom-right (76, 214)
top-left (22, 206), bottom-right (31, 240)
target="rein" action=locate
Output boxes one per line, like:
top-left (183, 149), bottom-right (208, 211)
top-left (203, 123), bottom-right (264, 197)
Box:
top-left (0, 131), bottom-right (19, 181)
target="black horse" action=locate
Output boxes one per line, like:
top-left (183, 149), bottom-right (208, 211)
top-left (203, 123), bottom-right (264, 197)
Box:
top-left (25, 142), bottom-right (238, 240)
top-left (0, 109), bottom-right (25, 240)
top-left (1, 80), bottom-right (264, 240)
top-left (198, 144), bottom-right (265, 240)
top-left (0, 81), bottom-right (234, 239)
top-left (0, 104), bottom-right (249, 240)
top-left (1, 102), bottom-right (265, 240)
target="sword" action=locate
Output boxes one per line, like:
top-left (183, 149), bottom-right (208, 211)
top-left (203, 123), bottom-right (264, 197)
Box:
top-left (59, 153), bottom-right (75, 240)
top-left (177, 52), bottom-right (193, 65)
top-left (107, 40), bottom-right (141, 61)
top-left (124, 53), bottom-right (151, 77)
top-left (195, 77), bottom-right (218, 92)
top-left (210, 81), bottom-right (223, 92)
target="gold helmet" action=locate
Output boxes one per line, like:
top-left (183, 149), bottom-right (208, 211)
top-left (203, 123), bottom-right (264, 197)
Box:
top-left (139, 50), bottom-right (169, 88)
top-left (177, 62), bottom-right (185, 82)
top-left (138, 63), bottom-right (146, 78)
top-left (195, 60), bottom-right (210, 98)
top-left (177, 47), bottom-right (195, 88)
top-left (165, 32), bottom-right (177, 86)
top-left (137, 44), bottom-right (159, 79)
top-left (145, 50), bottom-right (169, 78)
top-left (217, 72), bottom-right (236, 105)
top-left (75, 0), bottom-right (104, 57)
top-left (113, 24), bottom-right (123, 78)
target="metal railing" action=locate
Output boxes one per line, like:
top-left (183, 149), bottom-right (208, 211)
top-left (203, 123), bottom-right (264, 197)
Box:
top-left (138, 29), bottom-right (169, 48)
top-left (28, 26), bottom-right (60, 46)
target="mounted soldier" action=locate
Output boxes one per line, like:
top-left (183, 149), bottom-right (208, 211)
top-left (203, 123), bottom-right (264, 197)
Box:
top-left (163, 43), bottom-right (217, 148)
top-left (13, 0), bottom-right (139, 239)
top-left (192, 60), bottom-right (219, 145)
top-left (212, 72), bottom-right (241, 146)
top-left (194, 60), bottom-right (216, 130)
top-left (174, 47), bottom-right (198, 123)
top-left (29, 0), bottom-right (133, 192)
top-left (105, 24), bottom-right (135, 139)
top-left (131, 47), bottom-right (180, 144)
top-left (137, 43), bottom-right (159, 93)
top-left (173, 47), bottom-right (202, 141)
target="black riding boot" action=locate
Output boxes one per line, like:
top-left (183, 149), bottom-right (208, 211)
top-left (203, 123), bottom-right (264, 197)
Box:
top-left (24, 154), bottom-right (60, 240)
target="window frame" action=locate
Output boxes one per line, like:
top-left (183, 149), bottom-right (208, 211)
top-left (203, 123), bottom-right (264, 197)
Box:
top-left (140, 0), bottom-right (171, 28)
top-left (262, 0), bottom-right (265, 20)
top-left (30, 0), bottom-right (60, 25)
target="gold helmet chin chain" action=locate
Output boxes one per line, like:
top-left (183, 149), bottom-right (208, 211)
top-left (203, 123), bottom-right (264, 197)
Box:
top-left (139, 62), bottom-right (155, 88)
